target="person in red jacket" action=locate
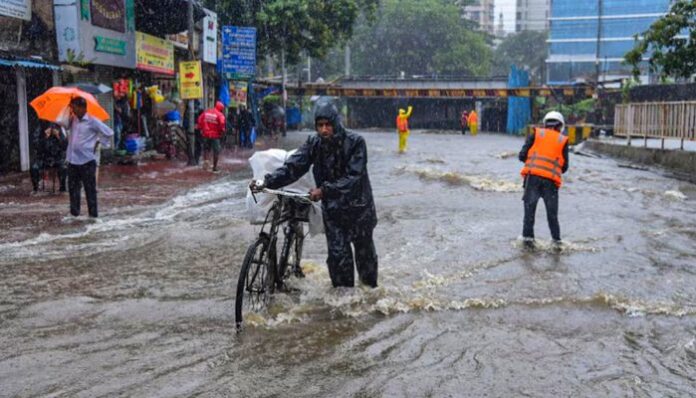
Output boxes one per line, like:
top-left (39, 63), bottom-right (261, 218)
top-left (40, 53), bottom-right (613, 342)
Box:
top-left (197, 101), bottom-right (226, 172)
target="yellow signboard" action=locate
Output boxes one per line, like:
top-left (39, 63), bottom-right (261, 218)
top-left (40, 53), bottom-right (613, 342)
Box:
top-left (179, 61), bottom-right (203, 99)
top-left (136, 31), bottom-right (174, 75)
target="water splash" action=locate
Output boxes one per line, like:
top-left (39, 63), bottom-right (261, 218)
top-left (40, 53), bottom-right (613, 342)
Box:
top-left (394, 165), bottom-right (522, 192)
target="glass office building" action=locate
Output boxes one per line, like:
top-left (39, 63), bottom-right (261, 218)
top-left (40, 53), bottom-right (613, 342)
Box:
top-left (547, 0), bottom-right (673, 84)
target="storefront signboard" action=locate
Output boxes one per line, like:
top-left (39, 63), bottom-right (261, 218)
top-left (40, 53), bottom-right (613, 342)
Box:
top-left (179, 61), bottom-right (203, 100)
top-left (54, 0), bottom-right (136, 69)
top-left (0, 0), bottom-right (32, 21)
top-left (136, 31), bottom-right (175, 75)
top-left (202, 9), bottom-right (217, 64)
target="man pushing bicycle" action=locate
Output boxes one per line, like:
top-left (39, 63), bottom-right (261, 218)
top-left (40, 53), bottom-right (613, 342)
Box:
top-left (250, 103), bottom-right (378, 288)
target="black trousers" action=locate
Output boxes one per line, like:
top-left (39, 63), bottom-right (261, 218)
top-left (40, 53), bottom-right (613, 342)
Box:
top-left (324, 219), bottom-right (378, 288)
top-left (522, 175), bottom-right (560, 241)
top-left (31, 161), bottom-right (67, 191)
top-left (68, 161), bottom-right (98, 217)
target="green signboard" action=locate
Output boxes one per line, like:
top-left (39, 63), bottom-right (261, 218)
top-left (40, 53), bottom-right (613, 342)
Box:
top-left (126, 0), bottom-right (135, 32)
top-left (94, 36), bottom-right (127, 55)
top-left (80, 0), bottom-right (90, 20)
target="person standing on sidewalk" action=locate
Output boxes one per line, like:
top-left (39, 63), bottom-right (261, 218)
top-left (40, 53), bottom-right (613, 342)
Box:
top-left (238, 105), bottom-right (255, 149)
top-left (197, 101), bottom-right (226, 172)
top-left (518, 111), bottom-right (569, 248)
top-left (64, 97), bottom-right (113, 218)
top-left (31, 123), bottom-right (68, 193)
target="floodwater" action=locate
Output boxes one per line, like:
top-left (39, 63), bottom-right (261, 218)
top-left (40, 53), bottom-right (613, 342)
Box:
top-left (1, 131), bottom-right (695, 397)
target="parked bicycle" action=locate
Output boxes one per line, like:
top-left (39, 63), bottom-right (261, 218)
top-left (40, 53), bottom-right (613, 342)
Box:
top-left (235, 186), bottom-right (311, 328)
top-left (154, 119), bottom-right (188, 161)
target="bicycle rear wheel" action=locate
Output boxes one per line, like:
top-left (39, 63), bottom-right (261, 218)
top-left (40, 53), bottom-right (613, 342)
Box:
top-left (235, 234), bottom-right (275, 328)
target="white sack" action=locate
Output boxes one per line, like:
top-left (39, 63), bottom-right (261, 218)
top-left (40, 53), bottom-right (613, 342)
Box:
top-left (246, 149), bottom-right (324, 235)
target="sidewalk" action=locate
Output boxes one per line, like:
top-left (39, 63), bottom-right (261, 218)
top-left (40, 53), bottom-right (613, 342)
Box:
top-left (0, 145), bottom-right (266, 244)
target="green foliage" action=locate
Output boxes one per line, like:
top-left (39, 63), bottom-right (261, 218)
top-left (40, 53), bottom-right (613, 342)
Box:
top-left (492, 30), bottom-right (548, 83)
top-left (542, 98), bottom-right (597, 121)
top-left (207, 0), bottom-right (378, 65)
top-left (349, 0), bottom-right (491, 77)
top-left (625, 0), bottom-right (696, 80)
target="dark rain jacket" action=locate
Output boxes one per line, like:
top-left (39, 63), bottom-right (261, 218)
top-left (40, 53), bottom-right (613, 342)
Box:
top-left (264, 108), bottom-right (377, 235)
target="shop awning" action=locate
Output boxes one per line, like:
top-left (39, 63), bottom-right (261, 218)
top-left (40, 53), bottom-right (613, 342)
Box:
top-left (135, 0), bottom-right (206, 36)
top-left (0, 58), bottom-right (61, 70)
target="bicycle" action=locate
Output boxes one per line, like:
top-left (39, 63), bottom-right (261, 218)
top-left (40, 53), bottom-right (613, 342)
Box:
top-left (235, 187), bottom-right (312, 328)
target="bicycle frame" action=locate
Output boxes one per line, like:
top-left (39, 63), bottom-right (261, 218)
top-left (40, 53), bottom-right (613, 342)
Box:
top-left (252, 188), bottom-right (311, 282)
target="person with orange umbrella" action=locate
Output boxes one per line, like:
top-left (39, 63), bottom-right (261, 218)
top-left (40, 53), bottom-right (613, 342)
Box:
top-left (63, 97), bottom-right (113, 218)
top-left (31, 88), bottom-right (113, 218)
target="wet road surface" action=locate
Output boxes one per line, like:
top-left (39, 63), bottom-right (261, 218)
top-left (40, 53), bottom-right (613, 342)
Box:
top-left (1, 131), bottom-right (695, 397)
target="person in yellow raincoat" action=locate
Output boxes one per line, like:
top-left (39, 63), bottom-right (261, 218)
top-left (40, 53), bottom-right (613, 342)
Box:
top-left (396, 106), bottom-right (413, 153)
top-left (467, 110), bottom-right (478, 136)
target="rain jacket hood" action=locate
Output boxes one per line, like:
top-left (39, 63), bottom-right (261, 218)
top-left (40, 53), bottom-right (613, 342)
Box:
top-left (314, 102), bottom-right (341, 130)
top-left (215, 101), bottom-right (224, 112)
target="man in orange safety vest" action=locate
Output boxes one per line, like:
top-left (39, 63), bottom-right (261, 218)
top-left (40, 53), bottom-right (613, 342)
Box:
top-left (519, 111), bottom-right (569, 248)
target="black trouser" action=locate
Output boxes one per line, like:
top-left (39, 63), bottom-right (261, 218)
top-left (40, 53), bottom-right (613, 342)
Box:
top-left (522, 175), bottom-right (560, 241)
top-left (324, 219), bottom-right (378, 288)
top-left (31, 161), bottom-right (67, 191)
top-left (68, 161), bottom-right (98, 217)
top-left (239, 127), bottom-right (252, 148)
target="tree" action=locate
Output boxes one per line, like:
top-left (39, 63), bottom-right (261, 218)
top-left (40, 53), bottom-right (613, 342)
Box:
top-left (492, 30), bottom-right (548, 84)
top-left (207, 0), bottom-right (378, 65)
top-left (348, 0), bottom-right (491, 77)
top-left (625, 0), bottom-right (696, 81)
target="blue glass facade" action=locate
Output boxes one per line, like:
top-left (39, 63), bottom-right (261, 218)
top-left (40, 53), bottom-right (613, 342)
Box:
top-left (547, 0), bottom-right (672, 84)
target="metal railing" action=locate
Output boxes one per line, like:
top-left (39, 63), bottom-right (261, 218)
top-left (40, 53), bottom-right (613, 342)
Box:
top-left (614, 101), bottom-right (696, 148)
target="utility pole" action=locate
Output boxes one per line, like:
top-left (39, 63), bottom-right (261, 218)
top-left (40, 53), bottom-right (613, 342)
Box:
top-left (187, 0), bottom-right (196, 166)
top-left (344, 45), bottom-right (351, 77)
top-left (594, 0), bottom-right (603, 85)
top-left (281, 47), bottom-right (287, 135)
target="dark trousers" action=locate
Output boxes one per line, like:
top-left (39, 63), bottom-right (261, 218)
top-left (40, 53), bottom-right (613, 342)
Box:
top-left (522, 175), bottom-right (560, 241)
top-left (239, 127), bottom-right (252, 148)
top-left (31, 161), bottom-right (67, 191)
top-left (324, 220), bottom-right (378, 288)
top-left (68, 161), bottom-right (98, 217)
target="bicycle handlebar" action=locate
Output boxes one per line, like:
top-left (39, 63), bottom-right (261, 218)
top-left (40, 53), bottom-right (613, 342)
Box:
top-left (250, 186), bottom-right (312, 204)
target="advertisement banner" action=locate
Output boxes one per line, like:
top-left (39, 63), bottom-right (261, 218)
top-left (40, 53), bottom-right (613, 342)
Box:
top-left (229, 81), bottom-right (248, 108)
top-left (179, 61), bottom-right (203, 100)
top-left (0, 0), bottom-right (32, 20)
top-left (202, 10), bottom-right (218, 64)
top-left (222, 26), bottom-right (256, 79)
top-left (136, 31), bottom-right (174, 75)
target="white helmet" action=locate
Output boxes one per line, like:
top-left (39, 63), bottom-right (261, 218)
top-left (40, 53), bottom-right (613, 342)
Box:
top-left (543, 111), bottom-right (565, 132)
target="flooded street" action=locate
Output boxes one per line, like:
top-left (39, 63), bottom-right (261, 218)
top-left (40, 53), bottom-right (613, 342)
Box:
top-left (1, 131), bottom-right (695, 397)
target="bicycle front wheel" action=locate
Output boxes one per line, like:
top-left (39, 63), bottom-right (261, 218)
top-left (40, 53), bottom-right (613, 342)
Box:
top-left (235, 234), bottom-right (275, 328)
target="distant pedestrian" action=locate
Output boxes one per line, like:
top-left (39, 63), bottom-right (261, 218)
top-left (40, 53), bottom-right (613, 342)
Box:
top-left (518, 111), bottom-right (569, 248)
top-left (31, 123), bottom-right (67, 193)
top-left (460, 110), bottom-right (469, 135)
top-left (197, 101), bottom-right (226, 172)
top-left (238, 105), bottom-right (255, 149)
top-left (64, 97), bottom-right (113, 218)
top-left (396, 105), bottom-right (413, 153)
top-left (467, 110), bottom-right (478, 136)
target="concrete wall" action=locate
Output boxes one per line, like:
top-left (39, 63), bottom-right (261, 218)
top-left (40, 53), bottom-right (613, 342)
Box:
top-left (584, 140), bottom-right (696, 180)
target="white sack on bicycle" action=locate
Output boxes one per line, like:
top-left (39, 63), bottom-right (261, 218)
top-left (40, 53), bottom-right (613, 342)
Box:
top-left (247, 149), bottom-right (324, 235)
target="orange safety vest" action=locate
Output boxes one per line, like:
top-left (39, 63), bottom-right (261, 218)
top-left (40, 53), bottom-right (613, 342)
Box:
top-left (520, 128), bottom-right (568, 187)
top-left (396, 115), bottom-right (409, 133)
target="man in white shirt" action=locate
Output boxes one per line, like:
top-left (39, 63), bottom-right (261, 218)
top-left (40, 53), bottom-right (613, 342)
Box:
top-left (65, 97), bottom-right (113, 218)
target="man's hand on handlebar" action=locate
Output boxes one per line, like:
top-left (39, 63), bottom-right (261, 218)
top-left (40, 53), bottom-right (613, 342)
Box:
top-left (249, 179), bottom-right (265, 193)
top-left (309, 188), bottom-right (323, 202)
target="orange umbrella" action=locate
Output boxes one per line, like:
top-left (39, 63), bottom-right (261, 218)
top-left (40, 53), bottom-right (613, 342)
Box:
top-left (30, 86), bottom-right (110, 123)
